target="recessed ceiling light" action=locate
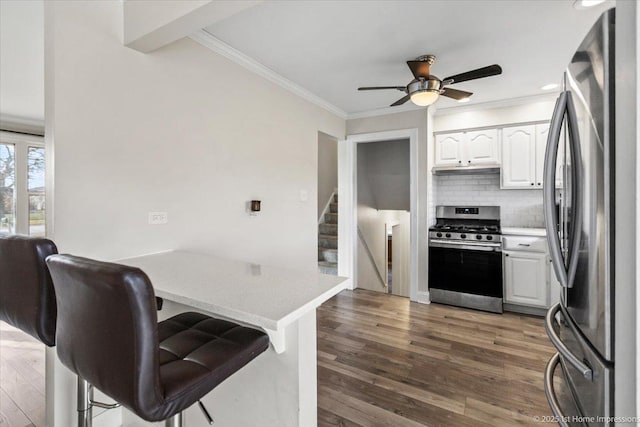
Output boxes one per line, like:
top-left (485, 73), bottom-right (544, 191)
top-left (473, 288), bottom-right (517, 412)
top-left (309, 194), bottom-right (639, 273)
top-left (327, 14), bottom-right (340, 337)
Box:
top-left (457, 98), bottom-right (470, 103)
top-left (573, 0), bottom-right (606, 9)
top-left (541, 83), bottom-right (559, 91)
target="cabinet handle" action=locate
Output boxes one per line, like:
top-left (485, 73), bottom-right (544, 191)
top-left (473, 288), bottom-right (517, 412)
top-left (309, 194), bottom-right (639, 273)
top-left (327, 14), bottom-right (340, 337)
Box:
top-left (468, 160), bottom-right (471, 163)
top-left (538, 182), bottom-right (542, 186)
top-left (518, 243), bottom-right (531, 247)
top-left (505, 254), bottom-right (509, 257)
top-left (458, 160), bottom-right (462, 164)
top-left (531, 183), bottom-right (534, 186)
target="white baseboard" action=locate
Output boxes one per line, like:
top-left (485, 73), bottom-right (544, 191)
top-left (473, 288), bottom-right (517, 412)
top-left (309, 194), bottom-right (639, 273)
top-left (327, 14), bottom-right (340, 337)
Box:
top-left (415, 291), bottom-right (431, 304)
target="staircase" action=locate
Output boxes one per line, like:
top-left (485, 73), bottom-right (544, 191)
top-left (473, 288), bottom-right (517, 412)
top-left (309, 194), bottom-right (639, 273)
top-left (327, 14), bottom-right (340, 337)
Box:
top-left (318, 193), bottom-right (338, 275)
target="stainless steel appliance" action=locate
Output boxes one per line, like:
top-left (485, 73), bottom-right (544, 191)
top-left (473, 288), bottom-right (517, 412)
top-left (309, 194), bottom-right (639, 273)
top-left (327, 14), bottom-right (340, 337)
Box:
top-left (543, 9), bottom-right (615, 426)
top-left (428, 206), bottom-right (503, 313)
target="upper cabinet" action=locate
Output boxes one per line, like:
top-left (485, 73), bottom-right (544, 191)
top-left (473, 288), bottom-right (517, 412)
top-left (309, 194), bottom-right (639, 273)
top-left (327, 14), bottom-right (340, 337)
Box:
top-left (435, 133), bottom-right (464, 166)
top-left (501, 123), bottom-right (549, 189)
top-left (434, 129), bottom-right (499, 167)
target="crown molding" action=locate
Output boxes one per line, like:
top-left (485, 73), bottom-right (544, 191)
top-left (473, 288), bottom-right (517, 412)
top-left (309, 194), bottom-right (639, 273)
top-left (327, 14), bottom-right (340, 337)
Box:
top-left (433, 92), bottom-right (560, 116)
top-left (189, 30), bottom-right (348, 119)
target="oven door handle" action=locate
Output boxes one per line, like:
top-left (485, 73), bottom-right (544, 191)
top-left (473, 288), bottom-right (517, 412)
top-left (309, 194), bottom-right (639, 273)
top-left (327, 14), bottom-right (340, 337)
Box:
top-left (429, 240), bottom-right (501, 252)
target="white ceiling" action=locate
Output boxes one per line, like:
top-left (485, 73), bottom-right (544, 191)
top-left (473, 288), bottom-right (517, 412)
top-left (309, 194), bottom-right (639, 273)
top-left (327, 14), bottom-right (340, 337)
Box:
top-left (205, 0), bottom-right (611, 115)
top-left (0, 0), bottom-right (44, 122)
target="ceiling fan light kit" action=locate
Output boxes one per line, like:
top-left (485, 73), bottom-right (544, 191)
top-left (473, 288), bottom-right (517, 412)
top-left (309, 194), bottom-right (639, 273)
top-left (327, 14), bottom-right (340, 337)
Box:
top-left (358, 54), bottom-right (502, 108)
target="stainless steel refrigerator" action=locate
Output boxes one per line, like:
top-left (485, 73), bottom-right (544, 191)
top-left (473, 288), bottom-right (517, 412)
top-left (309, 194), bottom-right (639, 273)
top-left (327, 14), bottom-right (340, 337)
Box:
top-left (542, 8), bottom-right (615, 427)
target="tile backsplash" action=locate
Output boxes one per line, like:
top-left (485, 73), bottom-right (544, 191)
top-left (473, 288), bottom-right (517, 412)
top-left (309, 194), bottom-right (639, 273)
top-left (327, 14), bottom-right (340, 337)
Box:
top-left (433, 173), bottom-right (544, 228)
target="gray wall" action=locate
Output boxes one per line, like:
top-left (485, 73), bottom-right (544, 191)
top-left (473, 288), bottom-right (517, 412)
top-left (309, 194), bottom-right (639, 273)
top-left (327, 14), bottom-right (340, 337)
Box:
top-left (317, 132), bottom-right (338, 219)
top-left (358, 139), bottom-right (410, 211)
top-left (433, 173), bottom-right (544, 228)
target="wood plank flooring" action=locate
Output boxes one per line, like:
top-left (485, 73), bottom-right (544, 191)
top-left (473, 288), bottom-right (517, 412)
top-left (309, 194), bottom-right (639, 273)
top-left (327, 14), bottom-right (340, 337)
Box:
top-left (0, 289), bottom-right (557, 427)
top-left (317, 289), bottom-right (556, 427)
top-left (0, 323), bottom-right (45, 427)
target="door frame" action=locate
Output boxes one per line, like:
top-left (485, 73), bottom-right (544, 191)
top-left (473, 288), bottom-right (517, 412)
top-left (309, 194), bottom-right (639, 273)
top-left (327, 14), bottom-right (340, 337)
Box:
top-left (338, 128), bottom-right (419, 301)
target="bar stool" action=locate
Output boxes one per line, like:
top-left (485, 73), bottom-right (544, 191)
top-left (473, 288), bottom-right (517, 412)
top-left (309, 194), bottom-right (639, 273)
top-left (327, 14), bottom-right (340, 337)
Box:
top-left (0, 235), bottom-right (58, 346)
top-left (46, 254), bottom-right (269, 427)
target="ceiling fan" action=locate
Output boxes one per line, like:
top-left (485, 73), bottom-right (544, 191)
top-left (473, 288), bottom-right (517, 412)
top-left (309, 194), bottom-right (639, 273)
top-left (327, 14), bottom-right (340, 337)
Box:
top-left (358, 55), bottom-right (502, 107)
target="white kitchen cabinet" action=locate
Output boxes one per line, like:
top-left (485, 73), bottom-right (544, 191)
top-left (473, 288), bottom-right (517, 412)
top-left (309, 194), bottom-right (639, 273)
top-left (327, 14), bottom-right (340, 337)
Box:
top-left (501, 123), bottom-right (550, 189)
top-left (435, 132), bottom-right (465, 166)
top-left (504, 250), bottom-right (548, 307)
top-left (466, 129), bottom-right (500, 165)
top-left (434, 129), bottom-right (499, 167)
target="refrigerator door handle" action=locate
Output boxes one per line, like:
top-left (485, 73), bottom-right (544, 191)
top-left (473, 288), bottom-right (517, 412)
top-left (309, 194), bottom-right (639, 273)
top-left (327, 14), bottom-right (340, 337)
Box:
top-left (564, 92), bottom-right (584, 290)
top-left (544, 353), bottom-right (570, 427)
top-left (545, 303), bottom-right (593, 380)
top-left (543, 92), bottom-right (569, 287)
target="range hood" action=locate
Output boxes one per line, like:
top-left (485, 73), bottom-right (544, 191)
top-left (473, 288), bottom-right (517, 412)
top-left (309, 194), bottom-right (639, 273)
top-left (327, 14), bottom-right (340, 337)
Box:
top-left (431, 163), bottom-right (501, 175)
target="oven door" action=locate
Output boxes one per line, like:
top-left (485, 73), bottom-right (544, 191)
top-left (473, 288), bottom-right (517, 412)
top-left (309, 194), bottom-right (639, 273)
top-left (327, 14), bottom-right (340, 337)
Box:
top-left (428, 244), bottom-right (503, 298)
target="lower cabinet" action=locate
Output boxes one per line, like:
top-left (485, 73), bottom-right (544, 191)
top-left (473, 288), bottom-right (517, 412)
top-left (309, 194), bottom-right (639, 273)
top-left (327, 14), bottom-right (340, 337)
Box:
top-left (503, 250), bottom-right (548, 307)
top-left (502, 234), bottom-right (555, 310)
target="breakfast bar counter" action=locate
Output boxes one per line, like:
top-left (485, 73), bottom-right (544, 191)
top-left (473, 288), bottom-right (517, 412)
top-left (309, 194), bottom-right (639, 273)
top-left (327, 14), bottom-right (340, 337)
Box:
top-left (47, 250), bottom-right (349, 427)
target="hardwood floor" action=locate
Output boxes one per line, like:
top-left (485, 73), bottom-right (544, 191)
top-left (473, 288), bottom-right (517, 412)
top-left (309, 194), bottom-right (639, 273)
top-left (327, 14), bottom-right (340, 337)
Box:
top-left (0, 323), bottom-right (45, 427)
top-left (0, 290), bottom-right (557, 427)
top-left (317, 289), bottom-right (556, 427)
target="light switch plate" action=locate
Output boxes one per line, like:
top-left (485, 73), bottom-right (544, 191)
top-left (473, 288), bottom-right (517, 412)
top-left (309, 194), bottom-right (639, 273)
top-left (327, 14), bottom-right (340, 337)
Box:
top-left (148, 212), bottom-right (168, 225)
top-left (299, 190), bottom-right (309, 202)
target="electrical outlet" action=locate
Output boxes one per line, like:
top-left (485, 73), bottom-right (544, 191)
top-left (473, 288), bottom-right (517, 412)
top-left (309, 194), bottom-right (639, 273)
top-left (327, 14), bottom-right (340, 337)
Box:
top-left (148, 212), bottom-right (168, 225)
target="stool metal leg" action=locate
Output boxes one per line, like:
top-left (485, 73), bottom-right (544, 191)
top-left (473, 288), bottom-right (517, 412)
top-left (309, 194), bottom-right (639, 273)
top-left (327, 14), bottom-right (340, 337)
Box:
top-left (77, 377), bottom-right (93, 427)
top-left (165, 412), bottom-right (183, 427)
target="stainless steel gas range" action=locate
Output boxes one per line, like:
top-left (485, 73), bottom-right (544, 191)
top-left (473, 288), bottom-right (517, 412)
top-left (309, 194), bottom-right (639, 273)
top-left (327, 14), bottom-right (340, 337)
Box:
top-left (428, 206), bottom-right (503, 313)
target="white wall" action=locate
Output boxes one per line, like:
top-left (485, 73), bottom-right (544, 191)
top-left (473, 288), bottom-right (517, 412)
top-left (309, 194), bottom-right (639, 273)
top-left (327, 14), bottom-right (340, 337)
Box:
top-left (0, 0), bottom-right (44, 131)
top-left (434, 174), bottom-right (543, 228)
top-left (45, 1), bottom-right (345, 274)
top-left (347, 110), bottom-right (429, 299)
top-left (317, 132), bottom-right (337, 220)
top-left (433, 96), bottom-right (556, 132)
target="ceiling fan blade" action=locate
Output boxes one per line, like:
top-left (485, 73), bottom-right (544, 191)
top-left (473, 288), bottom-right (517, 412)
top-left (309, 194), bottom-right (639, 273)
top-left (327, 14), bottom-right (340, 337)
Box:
top-left (406, 60), bottom-right (431, 79)
top-left (443, 64), bottom-right (502, 85)
top-left (358, 86), bottom-right (406, 91)
top-left (441, 88), bottom-right (473, 100)
top-left (390, 94), bottom-right (411, 107)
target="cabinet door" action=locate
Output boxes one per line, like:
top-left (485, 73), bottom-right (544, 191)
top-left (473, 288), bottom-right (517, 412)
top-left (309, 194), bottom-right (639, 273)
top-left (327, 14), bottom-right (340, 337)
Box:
top-left (504, 250), bottom-right (548, 307)
top-left (501, 125), bottom-right (536, 189)
top-left (466, 129), bottom-right (499, 165)
top-left (534, 123), bottom-right (549, 188)
top-left (434, 132), bottom-right (464, 166)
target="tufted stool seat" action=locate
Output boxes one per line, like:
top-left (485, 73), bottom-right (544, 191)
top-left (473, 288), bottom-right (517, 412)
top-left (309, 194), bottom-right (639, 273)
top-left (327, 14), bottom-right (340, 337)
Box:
top-left (46, 254), bottom-right (269, 426)
top-left (156, 312), bottom-right (269, 417)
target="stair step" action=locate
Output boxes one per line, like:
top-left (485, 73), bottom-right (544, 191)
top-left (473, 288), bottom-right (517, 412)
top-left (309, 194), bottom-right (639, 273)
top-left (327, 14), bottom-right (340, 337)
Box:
top-left (318, 261), bottom-right (338, 276)
top-left (329, 202), bottom-right (338, 213)
top-left (319, 223), bottom-right (337, 236)
top-left (318, 234), bottom-right (338, 249)
top-left (324, 213), bottom-right (338, 224)
top-left (318, 248), bottom-right (338, 263)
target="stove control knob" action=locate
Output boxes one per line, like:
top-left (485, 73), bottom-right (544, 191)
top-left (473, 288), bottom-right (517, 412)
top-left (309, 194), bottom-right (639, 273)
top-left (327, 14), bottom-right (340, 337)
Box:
top-left (436, 232), bottom-right (442, 238)
top-left (460, 234), bottom-right (466, 239)
top-left (445, 233), bottom-right (451, 238)
top-left (476, 234), bottom-right (483, 240)
top-left (486, 235), bottom-right (493, 241)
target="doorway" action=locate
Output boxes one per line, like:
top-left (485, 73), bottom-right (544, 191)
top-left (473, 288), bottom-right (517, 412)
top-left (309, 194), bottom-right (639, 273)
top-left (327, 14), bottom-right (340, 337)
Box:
top-left (354, 137), bottom-right (411, 297)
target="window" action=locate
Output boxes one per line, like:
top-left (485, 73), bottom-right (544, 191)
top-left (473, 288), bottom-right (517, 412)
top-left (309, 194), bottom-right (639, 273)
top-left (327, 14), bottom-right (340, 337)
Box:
top-left (0, 132), bottom-right (46, 236)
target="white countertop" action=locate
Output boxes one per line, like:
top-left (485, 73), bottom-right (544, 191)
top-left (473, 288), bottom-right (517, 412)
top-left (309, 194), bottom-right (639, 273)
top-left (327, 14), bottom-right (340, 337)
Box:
top-left (502, 227), bottom-right (547, 237)
top-left (118, 250), bottom-right (348, 332)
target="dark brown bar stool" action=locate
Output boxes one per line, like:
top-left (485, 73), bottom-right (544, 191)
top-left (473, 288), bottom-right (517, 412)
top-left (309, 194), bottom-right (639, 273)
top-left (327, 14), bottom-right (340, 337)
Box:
top-left (46, 254), bottom-right (269, 427)
top-left (0, 235), bottom-right (58, 346)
